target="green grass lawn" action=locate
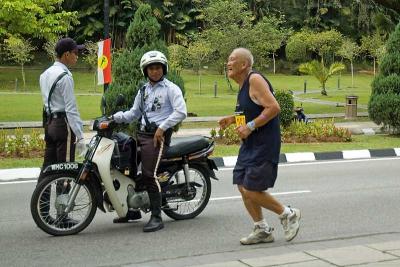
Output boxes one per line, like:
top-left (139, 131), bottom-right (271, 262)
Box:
top-left (0, 67), bottom-right (375, 121)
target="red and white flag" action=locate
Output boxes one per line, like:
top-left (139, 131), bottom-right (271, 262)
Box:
top-left (97, 38), bottom-right (112, 85)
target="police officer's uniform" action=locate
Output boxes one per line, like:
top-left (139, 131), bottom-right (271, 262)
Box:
top-left (39, 62), bottom-right (84, 180)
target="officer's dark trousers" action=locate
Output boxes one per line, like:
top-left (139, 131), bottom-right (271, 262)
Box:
top-left (39, 117), bottom-right (76, 182)
top-left (137, 130), bottom-right (172, 193)
top-left (38, 117), bottom-right (76, 220)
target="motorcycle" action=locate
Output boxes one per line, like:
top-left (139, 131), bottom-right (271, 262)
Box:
top-left (294, 105), bottom-right (309, 123)
top-left (30, 96), bottom-right (218, 236)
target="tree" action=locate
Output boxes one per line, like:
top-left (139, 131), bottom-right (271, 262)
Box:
top-left (373, 0), bottom-right (400, 13)
top-left (43, 38), bottom-right (58, 61)
top-left (0, 0), bottom-right (78, 41)
top-left (150, 0), bottom-right (204, 45)
top-left (368, 22), bottom-right (400, 133)
top-left (338, 38), bottom-right (360, 88)
top-left (250, 15), bottom-right (292, 73)
top-left (309, 29), bottom-right (343, 64)
top-left (286, 30), bottom-right (313, 63)
top-left (187, 39), bottom-right (212, 94)
top-left (361, 33), bottom-right (385, 75)
top-left (167, 44), bottom-right (187, 74)
top-left (201, 0), bottom-right (252, 73)
top-left (286, 29), bottom-right (343, 65)
top-left (3, 36), bottom-right (35, 90)
top-left (299, 60), bottom-right (345, 96)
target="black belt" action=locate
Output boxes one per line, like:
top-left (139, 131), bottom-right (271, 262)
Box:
top-left (50, 112), bottom-right (66, 119)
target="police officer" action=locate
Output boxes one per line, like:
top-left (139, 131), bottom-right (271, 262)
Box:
top-left (112, 51), bottom-right (187, 232)
top-left (39, 37), bottom-right (85, 180)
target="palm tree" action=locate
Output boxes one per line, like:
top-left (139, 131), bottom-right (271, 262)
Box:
top-left (299, 60), bottom-right (345, 96)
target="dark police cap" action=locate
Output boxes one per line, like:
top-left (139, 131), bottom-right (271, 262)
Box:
top-left (55, 38), bottom-right (85, 56)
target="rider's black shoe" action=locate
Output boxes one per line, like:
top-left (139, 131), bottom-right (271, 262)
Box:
top-left (143, 192), bottom-right (164, 232)
top-left (113, 210), bottom-right (142, 223)
top-left (143, 215), bottom-right (164, 232)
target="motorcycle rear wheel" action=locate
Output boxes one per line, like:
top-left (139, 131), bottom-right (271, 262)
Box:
top-left (163, 164), bottom-right (211, 220)
top-left (30, 172), bottom-right (97, 236)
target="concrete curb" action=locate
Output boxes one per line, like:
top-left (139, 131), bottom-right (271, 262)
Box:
top-left (213, 148), bottom-right (400, 168)
top-left (1, 148), bottom-right (399, 181)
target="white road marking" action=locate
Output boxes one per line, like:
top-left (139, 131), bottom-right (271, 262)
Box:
top-left (2, 157), bottom-right (399, 185)
top-left (210, 190), bottom-right (311, 202)
top-left (0, 180), bottom-right (36, 185)
top-left (217, 156), bottom-right (400, 171)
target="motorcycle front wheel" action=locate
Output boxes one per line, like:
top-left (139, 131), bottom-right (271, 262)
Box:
top-left (30, 172), bottom-right (97, 236)
top-left (162, 164), bottom-right (211, 220)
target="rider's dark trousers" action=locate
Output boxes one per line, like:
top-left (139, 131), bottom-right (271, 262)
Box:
top-left (137, 130), bottom-right (172, 193)
top-left (39, 117), bottom-right (76, 182)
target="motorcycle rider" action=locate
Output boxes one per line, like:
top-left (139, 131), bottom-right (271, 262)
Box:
top-left (112, 50), bottom-right (187, 232)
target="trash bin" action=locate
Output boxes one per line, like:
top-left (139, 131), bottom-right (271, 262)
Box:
top-left (345, 95), bottom-right (358, 119)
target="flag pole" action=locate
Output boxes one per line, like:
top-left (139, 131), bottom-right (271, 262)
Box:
top-left (103, 0), bottom-right (110, 93)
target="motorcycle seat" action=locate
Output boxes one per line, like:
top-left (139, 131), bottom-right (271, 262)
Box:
top-left (164, 135), bottom-right (211, 159)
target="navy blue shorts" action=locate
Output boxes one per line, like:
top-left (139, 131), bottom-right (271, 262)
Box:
top-left (233, 161), bottom-right (278, 191)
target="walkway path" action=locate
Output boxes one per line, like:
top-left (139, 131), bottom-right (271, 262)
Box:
top-left (292, 90), bottom-right (368, 109)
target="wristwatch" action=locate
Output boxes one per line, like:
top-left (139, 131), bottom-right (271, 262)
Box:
top-left (246, 120), bottom-right (256, 131)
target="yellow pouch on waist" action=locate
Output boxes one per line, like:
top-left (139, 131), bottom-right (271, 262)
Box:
top-left (235, 112), bottom-right (246, 127)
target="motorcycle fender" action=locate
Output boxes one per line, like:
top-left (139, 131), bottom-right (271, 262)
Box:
top-left (87, 170), bottom-right (106, 213)
top-left (206, 159), bottom-right (219, 180)
top-left (42, 162), bottom-right (83, 176)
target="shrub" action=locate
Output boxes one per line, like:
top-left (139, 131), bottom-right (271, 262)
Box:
top-left (0, 129), bottom-right (45, 158)
top-left (275, 90), bottom-right (294, 127)
top-left (282, 120), bottom-right (352, 143)
top-left (222, 125), bottom-right (241, 145)
top-left (368, 22), bottom-right (400, 133)
top-left (212, 119), bottom-right (351, 145)
top-left (210, 128), bottom-right (217, 138)
top-left (211, 125), bottom-right (241, 145)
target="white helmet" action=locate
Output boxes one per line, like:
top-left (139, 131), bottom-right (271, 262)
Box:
top-left (140, 50), bottom-right (168, 77)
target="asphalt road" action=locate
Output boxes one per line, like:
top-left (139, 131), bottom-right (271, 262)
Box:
top-left (0, 157), bottom-right (399, 267)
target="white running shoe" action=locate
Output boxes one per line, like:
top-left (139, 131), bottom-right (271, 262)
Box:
top-left (240, 225), bottom-right (274, 245)
top-left (280, 208), bottom-right (301, 241)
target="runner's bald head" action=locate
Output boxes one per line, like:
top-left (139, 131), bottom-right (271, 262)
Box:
top-left (232, 48), bottom-right (254, 68)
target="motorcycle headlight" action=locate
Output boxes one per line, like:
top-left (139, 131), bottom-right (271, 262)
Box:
top-left (84, 135), bottom-right (101, 160)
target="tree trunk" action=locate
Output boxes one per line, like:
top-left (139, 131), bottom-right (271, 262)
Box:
top-left (321, 82), bottom-right (327, 96)
top-left (94, 71), bottom-right (97, 93)
top-left (273, 53), bottom-right (276, 74)
top-left (351, 60), bottom-right (354, 88)
top-left (21, 64), bottom-right (26, 91)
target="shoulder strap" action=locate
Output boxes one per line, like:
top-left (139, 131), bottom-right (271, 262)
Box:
top-left (139, 85), bottom-right (151, 126)
top-left (248, 70), bottom-right (275, 94)
top-left (47, 72), bottom-right (68, 114)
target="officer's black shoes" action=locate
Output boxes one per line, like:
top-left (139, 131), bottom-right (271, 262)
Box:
top-left (143, 215), bottom-right (164, 232)
top-left (113, 210), bottom-right (142, 223)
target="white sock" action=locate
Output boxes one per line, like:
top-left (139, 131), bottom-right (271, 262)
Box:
top-left (279, 206), bottom-right (292, 218)
top-left (254, 219), bottom-right (269, 229)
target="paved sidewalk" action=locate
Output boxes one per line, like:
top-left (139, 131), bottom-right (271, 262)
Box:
top-left (124, 233), bottom-right (400, 267)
